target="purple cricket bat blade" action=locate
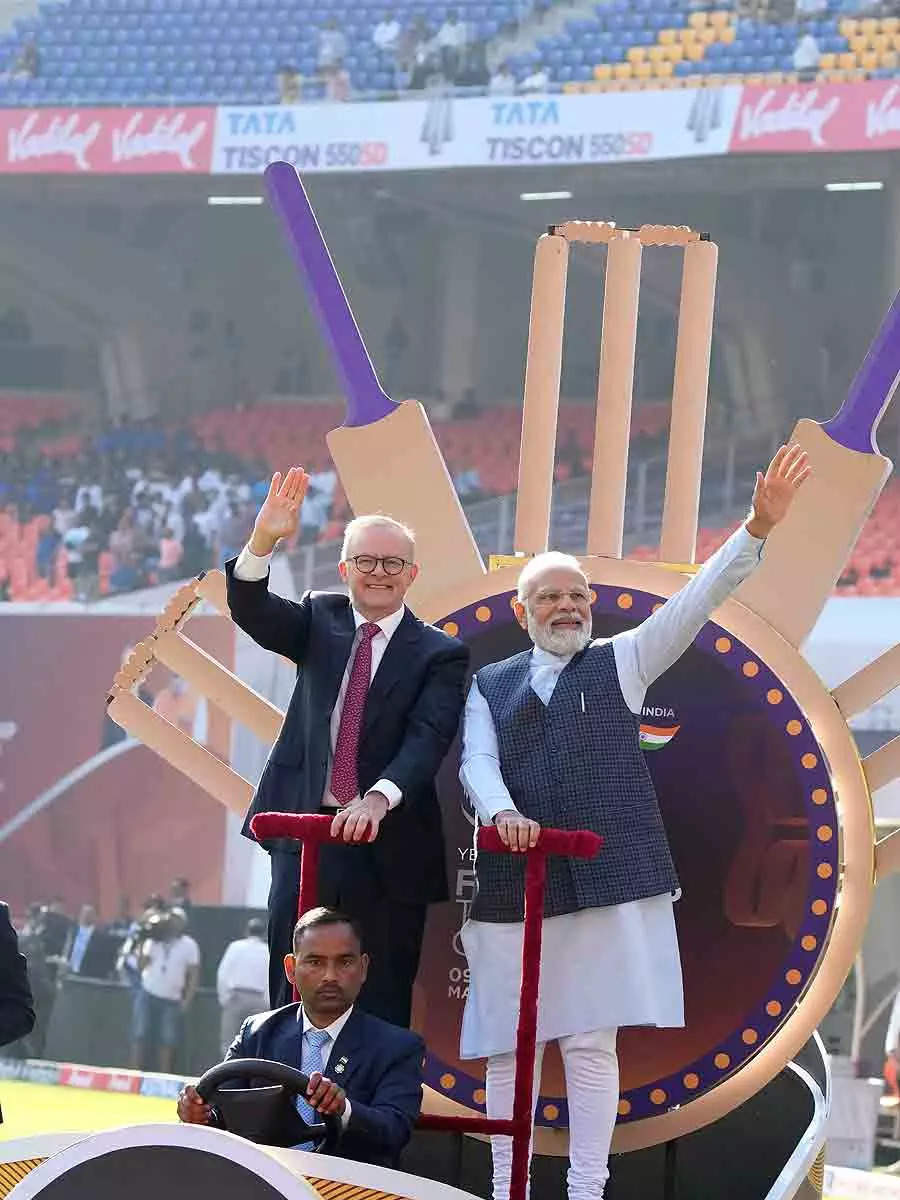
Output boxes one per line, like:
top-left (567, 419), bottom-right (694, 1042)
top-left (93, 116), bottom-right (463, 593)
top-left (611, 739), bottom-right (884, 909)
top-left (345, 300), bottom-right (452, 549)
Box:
top-left (264, 160), bottom-right (395, 428)
top-left (822, 288), bottom-right (900, 454)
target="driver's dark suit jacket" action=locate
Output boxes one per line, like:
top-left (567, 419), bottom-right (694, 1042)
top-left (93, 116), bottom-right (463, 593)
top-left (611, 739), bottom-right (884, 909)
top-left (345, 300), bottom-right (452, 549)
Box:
top-left (226, 1002), bottom-right (424, 1167)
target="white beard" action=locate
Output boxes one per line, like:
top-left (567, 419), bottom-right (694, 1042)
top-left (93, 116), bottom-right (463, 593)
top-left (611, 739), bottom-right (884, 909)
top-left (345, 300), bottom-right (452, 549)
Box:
top-left (526, 610), bottom-right (591, 657)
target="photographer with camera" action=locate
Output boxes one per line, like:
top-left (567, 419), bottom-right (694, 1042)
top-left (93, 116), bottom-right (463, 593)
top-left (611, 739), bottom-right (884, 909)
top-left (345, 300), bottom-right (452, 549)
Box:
top-left (129, 906), bottom-right (200, 1073)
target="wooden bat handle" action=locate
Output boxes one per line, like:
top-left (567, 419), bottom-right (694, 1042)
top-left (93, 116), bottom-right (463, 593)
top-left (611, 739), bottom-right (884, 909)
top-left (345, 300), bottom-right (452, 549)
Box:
top-left (822, 288), bottom-right (900, 454)
top-left (264, 161), bottom-right (394, 428)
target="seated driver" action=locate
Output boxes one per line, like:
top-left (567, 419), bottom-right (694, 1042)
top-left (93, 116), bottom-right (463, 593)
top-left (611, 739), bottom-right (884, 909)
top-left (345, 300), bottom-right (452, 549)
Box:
top-left (178, 907), bottom-right (424, 1166)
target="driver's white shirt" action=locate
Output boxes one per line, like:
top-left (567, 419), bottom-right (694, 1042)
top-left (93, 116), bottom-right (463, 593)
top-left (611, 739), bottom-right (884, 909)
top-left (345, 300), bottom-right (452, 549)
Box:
top-left (298, 1004), bottom-right (355, 1128)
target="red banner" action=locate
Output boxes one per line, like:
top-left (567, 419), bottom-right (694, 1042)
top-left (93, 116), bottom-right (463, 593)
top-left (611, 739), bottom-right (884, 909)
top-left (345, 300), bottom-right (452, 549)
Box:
top-left (730, 79), bottom-right (900, 153)
top-left (0, 106), bottom-right (215, 173)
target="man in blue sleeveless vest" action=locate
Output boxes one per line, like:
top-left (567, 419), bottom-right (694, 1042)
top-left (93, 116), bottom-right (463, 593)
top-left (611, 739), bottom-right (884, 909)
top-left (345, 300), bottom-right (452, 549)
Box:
top-left (458, 444), bottom-right (811, 1200)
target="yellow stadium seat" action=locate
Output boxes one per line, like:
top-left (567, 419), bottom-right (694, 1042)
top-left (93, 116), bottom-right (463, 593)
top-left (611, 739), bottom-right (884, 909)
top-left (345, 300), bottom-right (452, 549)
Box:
top-left (861, 50), bottom-right (878, 70)
top-left (665, 43), bottom-right (684, 62)
top-left (688, 10), bottom-right (708, 27)
top-left (839, 51), bottom-right (858, 70)
top-left (882, 17), bottom-right (899, 34)
top-left (654, 59), bottom-right (674, 76)
top-left (709, 11), bottom-right (731, 28)
top-left (872, 33), bottom-right (890, 52)
top-left (880, 50), bottom-right (898, 68)
top-left (824, 68), bottom-right (847, 81)
top-left (648, 44), bottom-right (666, 61)
top-left (698, 26), bottom-right (717, 43)
top-left (893, 32), bottom-right (900, 51)
top-left (718, 25), bottom-right (736, 44)
top-left (818, 52), bottom-right (836, 69)
top-left (635, 60), bottom-right (653, 78)
top-left (850, 34), bottom-right (869, 54)
top-left (613, 61), bottom-right (633, 79)
top-left (745, 73), bottom-right (764, 84)
top-left (627, 46), bottom-right (647, 64)
top-left (686, 42), bottom-right (706, 61)
top-left (861, 17), bottom-right (878, 36)
top-left (562, 82), bottom-right (581, 93)
top-left (839, 18), bottom-right (858, 38)
top-left (593, 63), bottom-right (612, 79)
top-left (679, 27), bottom-right (698, 43)
top-left (658, 28), bottom-right (677, 45)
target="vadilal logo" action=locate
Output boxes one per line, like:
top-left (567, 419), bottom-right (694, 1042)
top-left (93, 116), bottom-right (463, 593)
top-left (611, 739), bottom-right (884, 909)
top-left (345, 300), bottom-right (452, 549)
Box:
top-left (640, 705), bottom-right (680, 752)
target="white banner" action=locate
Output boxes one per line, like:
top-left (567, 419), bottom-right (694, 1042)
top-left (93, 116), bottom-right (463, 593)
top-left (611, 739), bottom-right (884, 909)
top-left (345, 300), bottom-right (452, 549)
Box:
top-left (213, 86), bottom-right (741, 174)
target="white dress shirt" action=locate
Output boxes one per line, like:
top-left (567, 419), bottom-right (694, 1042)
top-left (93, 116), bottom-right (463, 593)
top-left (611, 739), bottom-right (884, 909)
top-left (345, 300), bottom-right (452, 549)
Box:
top-left (297, 1003), bottom-right (355, 1128)
top-left (458, 524), bottom-right (764, 1058)
top-left (216, 936), bottom-right (269, 1005)
top-left (234, 545), bottom-right (404, 810)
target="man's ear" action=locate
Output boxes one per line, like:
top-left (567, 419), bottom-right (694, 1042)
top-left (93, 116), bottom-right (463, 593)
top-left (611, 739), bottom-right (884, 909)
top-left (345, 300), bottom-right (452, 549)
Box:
top-left (338, 560), bottom-right (348, 582)
top-left (283, 953), bottom-right (296, 987)
top-left (360, 952), bottom-right (369, 984)
top-left (513, 599), bottom-right (528, 631)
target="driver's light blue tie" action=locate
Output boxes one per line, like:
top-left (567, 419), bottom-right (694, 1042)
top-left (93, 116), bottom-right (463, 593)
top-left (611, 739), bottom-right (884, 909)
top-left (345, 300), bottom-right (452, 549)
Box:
top-left (294, 1027), bottom-right (331, 1150)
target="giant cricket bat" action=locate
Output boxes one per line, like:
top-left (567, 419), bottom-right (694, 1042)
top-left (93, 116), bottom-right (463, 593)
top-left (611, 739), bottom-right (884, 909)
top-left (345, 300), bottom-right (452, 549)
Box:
top-left (264, 162), bottom-right (485, 611)
top-left (737, 292), bottom-right (900, 647)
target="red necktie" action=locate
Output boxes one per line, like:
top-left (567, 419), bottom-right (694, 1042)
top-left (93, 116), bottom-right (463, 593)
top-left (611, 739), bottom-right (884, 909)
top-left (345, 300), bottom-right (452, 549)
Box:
top-left (331, 622), bottom-right (380, 805)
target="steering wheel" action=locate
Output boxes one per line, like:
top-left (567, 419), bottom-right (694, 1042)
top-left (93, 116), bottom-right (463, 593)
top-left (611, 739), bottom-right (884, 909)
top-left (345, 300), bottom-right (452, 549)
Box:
top-left (195, 1058), bottom-right (343, 1152)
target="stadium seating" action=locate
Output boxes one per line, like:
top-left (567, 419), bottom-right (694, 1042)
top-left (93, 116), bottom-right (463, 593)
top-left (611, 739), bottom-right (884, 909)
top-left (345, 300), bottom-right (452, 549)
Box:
top-left (0, 0), bottom-right (895, 107)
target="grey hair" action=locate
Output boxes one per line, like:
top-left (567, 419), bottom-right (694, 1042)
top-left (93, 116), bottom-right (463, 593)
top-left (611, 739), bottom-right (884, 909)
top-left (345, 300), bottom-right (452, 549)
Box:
top-left (341, 514), bottom-right (416, 561)
top-left (517, 551), bottom-right (588, 604)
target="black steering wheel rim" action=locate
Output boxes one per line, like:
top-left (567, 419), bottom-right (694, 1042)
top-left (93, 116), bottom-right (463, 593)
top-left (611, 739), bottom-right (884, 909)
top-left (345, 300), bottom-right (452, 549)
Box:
top-left (195, 1057), bottom-right (342, 1152)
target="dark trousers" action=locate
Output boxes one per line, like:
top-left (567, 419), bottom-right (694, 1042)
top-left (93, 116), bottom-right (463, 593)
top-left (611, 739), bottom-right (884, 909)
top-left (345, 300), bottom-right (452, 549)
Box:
top-left (268, 846), bottom-right (426, 1029)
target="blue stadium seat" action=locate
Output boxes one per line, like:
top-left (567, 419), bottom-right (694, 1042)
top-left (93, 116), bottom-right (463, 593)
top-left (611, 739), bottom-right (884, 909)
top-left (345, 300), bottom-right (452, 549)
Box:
top-left (758, 54), bottom-right (775, 71)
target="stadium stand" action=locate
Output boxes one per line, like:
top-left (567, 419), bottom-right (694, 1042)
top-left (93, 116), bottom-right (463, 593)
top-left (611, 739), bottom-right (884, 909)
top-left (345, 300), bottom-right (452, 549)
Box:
top-left (0, 0), bottom-right (896, 106)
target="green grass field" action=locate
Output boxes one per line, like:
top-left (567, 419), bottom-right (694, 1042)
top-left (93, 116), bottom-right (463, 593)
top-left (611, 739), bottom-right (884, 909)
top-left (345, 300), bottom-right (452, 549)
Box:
top-left (0, 1081), bottom-right (177, 1140)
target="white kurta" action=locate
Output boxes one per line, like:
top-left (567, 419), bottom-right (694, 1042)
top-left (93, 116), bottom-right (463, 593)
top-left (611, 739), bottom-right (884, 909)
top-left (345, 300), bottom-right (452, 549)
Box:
top-left (459, 526), bottom-right (764, 1059)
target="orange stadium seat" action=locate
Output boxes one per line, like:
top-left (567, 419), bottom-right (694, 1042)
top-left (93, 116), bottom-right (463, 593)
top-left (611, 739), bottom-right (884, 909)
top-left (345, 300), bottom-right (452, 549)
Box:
top-left (839, 52), bottom-right (858, 70)
top-left (872, 33), bottom-right (890, 53)
top-left (882, 17), bottom-right (899, 34)
top-left (654, 60), bottom-right (675, 77)
top-left (686, 43), bottom-right (706, 61)
top-left (709, 11), bottom-right (732, 29)
top-left (688, 11), bottom-right (709, 28)
top-left (839, 18), bottom-right (858, 38)
top-left (627, 46), bottom-right (647, 64)
top-left (613, 62), bottom-right (633, 79)
top-left (658, 28), bottom-right (677, 45)
top-left (861, 51), bottom-right (879, 71)
top-left (635, 61), bottom-right (653, 79)
top-left (849, 35), bottom-right (869, 54)
top-left (880, 50), bottom-right (898, 68)
top-left (593, 63), bottom-right (612, 80)
top-left (719, 25), bottom-right (736, 44)
top-left (861, 17), bottom-right (879, 37)
top-left (818, 52), bottom-right (836, 69)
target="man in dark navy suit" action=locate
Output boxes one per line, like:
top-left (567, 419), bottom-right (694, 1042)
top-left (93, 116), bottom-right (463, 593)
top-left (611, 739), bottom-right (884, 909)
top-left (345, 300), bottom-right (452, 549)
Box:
top-left (177, 908), bottom-right (423, 1168)
top-left (0, 902), bottom-right (34, 1052)
top-left (225, 466), bottom-right (469, 1023)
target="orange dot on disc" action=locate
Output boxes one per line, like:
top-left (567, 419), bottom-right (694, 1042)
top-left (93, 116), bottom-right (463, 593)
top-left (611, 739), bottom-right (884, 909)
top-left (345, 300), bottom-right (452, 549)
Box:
top-left (802, 935), bottom-right (817, 952)
top-left (714, 1053), bottom-right (731, 1070)
top-left (812, 788), bottom-right (828, 806)
top-left (786, 969), bottom-right (802, 985)
top-left (617, 593), bottom-right (633, 610)
top-left (786, 719), bottom-right (802, 736)
top-left (742, 661), bottom-right (759, 677)
top-left (715, 637), bottom-right (732, 653)
top-left (543, 1104), bottom-right (559, 1121)
top-left (617, 1099), bottom-right (632, 1116)
top-left (440, 1074), bottom-right (456, 1089)
top-left (767, 689), bottom-right (783, 705)
top-left (683, 1073), bottom-right (700, 1090)
top-left (475, 606), bottom-right (492, 623)
top-left (766, 1001), bottom-right (782, 1018)
top-left (802, 753), bottom-right (818, 769)
top-left (589, 589), bottom-right (597, 604)
top-left (817, 863), bottom-right (833, 880)
top-left (650, 1088), bottom-right (667, 1105)
top-left (742, 1028), bottom-right (758, 1046)
top-left (652, 602), bottom-right (664, 613)
top-left (473, 1088), bottom-right (486, 1105)
top-left (443, 621), bottom-right (459, 637)
top-left (811, 899), bottom-right (828, 916)
top-left (817, 826), bottom-right (833, 842)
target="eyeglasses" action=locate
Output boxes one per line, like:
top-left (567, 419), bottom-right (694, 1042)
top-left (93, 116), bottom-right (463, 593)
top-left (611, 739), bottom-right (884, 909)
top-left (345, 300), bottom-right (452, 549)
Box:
top-left (346, 554), bottom-right (412, 576)
top-left (532, 589), bottom-right (591, 607)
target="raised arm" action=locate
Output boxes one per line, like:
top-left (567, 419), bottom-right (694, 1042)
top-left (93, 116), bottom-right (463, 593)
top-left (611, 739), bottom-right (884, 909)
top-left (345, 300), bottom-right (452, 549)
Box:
top-left (225, 467), bottom-right (314, 662)
top-left (616, 444), bottom-right (811, 699)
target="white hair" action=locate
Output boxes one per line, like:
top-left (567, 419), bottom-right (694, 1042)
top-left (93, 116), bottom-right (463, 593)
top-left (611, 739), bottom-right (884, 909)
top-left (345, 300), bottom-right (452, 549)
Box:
top-left (341, 514), bottom-right (416, 561)
top-left (516, 551), bottom-right (588, 604)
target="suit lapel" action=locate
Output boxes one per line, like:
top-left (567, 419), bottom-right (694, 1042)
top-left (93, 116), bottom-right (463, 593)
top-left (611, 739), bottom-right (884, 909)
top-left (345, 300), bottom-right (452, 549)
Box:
top-left (323, 601), bottom-right (357, 712)
top-left (362, 608), bottom-right (421, 736)
top-left (325, 1007), bottom-right (366, 1088)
